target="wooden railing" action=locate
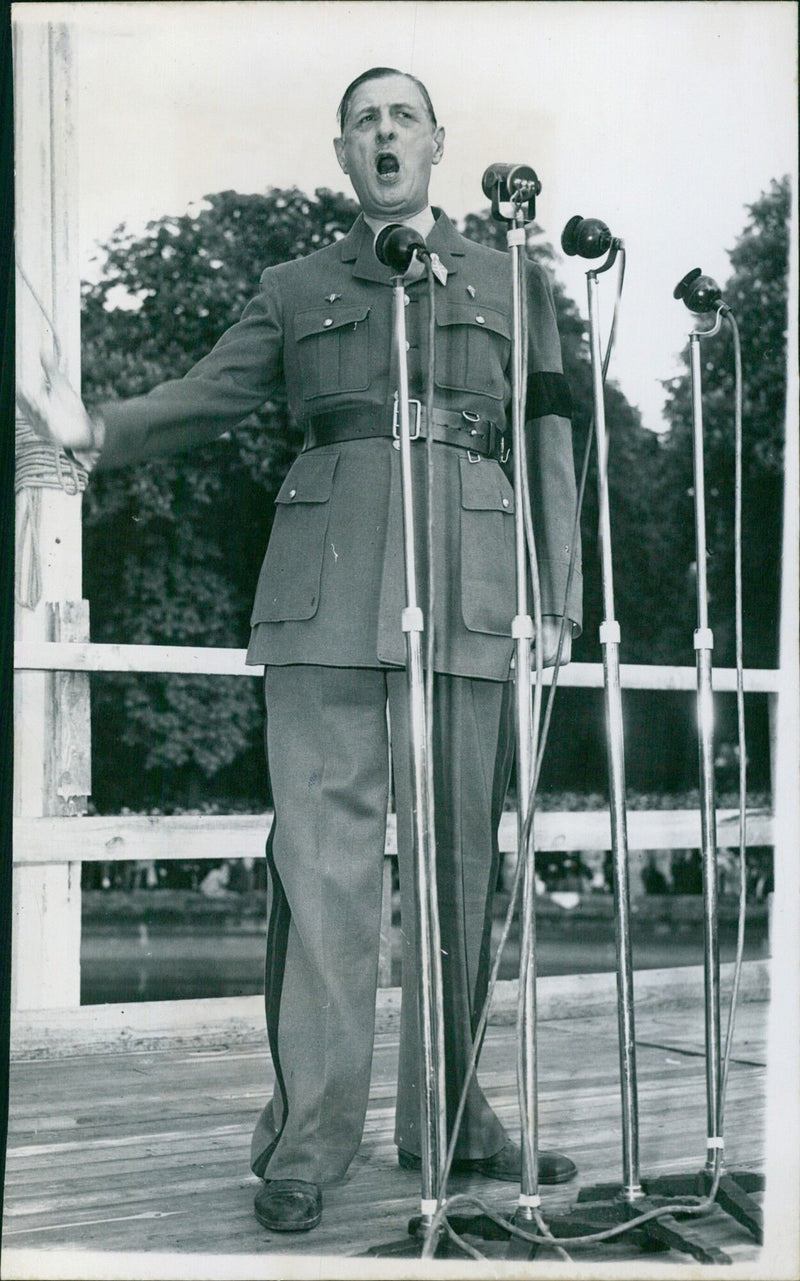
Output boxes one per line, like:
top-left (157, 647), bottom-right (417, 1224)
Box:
top-left (12, 640), bottom-right (780, 1010)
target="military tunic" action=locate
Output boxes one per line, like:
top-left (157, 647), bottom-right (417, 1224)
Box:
top-left (97, 211), bottom-right (582, 668)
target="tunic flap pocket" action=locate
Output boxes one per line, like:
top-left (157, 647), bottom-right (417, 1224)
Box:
top-left (459, 458), bottom-right (515, 513)
top-left (275, 451), bottom-right (339, 504)
top-left (251, 452), bottom-right (339, 624)
top-left (294, 305), bottom-right (371, 341)
top-left (436, 303), bottom-right (511, 341)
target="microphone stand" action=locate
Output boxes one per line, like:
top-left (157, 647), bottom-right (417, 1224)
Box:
top-left (442, 174), bottom-right (551, 1259)
top-left (642, 306), bottom-right (764, 1241)
top-left (508, 200), bottom-right (542, 1234)
top-left (366, 263), bottom-right (449, 1257)
top-left (586, 245), bottom-right (643, 1207)
top-left (394, 272), bottom-right (449, 1239)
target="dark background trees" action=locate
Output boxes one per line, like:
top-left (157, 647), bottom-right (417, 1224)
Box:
top-left (80, 182), bottom-right (788, 812)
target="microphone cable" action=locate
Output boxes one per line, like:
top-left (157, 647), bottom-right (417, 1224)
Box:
top-left (719, 307), bottom-right (747, 1129)
top-left (423, 259), bottom-right (436, 771)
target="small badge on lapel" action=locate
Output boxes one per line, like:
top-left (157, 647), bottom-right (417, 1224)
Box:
top-left (429, 253), bottom-right (448, 286)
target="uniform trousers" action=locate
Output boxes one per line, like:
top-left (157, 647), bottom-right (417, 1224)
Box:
top-left (250, 662), bottom-right (515, 1187)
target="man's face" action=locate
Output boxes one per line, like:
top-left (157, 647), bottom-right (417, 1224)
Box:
top-left (333, 74), bottom-right (445, 221)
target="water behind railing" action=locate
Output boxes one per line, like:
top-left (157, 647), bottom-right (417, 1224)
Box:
top-left (80, 891), bottom-right (770, 1005)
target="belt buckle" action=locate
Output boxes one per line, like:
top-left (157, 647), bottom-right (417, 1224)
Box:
top-left (462, 410), bottom-right (483, 462)
top-left (392, 393), bottom-right (422, 442)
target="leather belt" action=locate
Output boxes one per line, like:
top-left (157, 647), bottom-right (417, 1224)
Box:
top-left (302, 402), bottom-right (508, 461)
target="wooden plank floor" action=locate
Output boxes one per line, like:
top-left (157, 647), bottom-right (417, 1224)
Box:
top-left (3, 998), bottom-right (767, 1273)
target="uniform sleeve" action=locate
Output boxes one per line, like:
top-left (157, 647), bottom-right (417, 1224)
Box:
top-left (95, 269), bottom-right (284, 470)
top-left (524, 260), bottom-right (583, 634)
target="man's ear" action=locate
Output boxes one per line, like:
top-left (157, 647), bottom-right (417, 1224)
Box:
top-left (333, 136), bottom-right (348, 174)
top-left (431, 126), bottom-right (445, 167)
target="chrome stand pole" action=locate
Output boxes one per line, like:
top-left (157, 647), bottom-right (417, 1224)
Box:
top-left (507, 221), bottom-right (541, 1221)
top-left (587, 268), bottom-right (643, 1202)
top-left (635, 300), bottom-right (762, 1248)
top-left (391, 276), bottom-right (448, 1228)
top-left (688, 328), bottom-right (723, 1177)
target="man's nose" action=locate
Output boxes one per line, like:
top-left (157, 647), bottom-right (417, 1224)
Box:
top-left (375, 113), bottom-right (396, 141)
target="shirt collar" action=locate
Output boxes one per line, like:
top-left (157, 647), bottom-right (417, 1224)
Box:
top-left (362, 206), bottom-right (436, 241)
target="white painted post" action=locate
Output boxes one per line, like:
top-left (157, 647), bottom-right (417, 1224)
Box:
top-left (13, 16), bottom-right (87, 1010)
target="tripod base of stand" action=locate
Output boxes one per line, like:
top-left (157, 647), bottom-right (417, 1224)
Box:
top-left (640, 1168), bottom-right (764, 1244)
top-left (544, 1191), bottom-right (732, 1265)
top-left (362, 1209), bottom-right (555, 1260)
top-left (361, 1215), bottom-right (467, 1259)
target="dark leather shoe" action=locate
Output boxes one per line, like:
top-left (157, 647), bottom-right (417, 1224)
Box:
top-left (254, 1179), bottom-right (322, 1232)
top-left (398, 1140), bottom-right (577, 1185)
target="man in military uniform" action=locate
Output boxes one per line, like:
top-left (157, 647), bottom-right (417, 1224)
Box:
top-left (20, 67), bottom-right (582, 1234)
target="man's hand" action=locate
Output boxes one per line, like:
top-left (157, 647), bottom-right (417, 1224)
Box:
top-left (16, 353), bottom-right (100, 454)
top-left (534, 616), bottom-right (572, 668)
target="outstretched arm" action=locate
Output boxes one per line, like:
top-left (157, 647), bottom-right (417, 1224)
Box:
top-left (17, 269), bottom-right (284, 472)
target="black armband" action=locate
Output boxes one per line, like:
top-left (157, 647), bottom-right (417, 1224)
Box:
top-left (526, 371), bottom-right (572, 420)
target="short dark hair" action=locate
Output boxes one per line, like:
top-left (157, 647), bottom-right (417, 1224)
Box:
top-left (337, 67), bottom-right (437, 133)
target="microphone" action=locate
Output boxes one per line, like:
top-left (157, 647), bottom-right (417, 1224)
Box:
top-left (561, 215), bottom-right (614, 259)
top-left (374, 224), bottom-right (430, 274)
top-left (673, 268), bottom-right (726, 314)
top-left (481, 163), bottom-right (541, 202)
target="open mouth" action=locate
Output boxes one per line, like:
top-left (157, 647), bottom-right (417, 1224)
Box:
top-left (375, 152), bottom-right (400, 179)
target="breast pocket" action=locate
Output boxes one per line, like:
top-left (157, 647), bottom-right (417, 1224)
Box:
top-left (294, 305), bottom-right (371, 400)
top-left (250, 451), bottom-right (339, 624)
top-left (459, 458), bottom-right (516, 635)
top-left (435, 304), bottom-right (510, 401)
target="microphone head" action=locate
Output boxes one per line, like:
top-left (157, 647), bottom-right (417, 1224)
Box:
top-left (561, 215), bottom-right (613, 259)
top-left (481, 163), bottom-right (541, 201)
top-left (374, 224), bottom-right (427, 273)
top-left (673, 268), bottom-right (724, 313)
top-left (560, 215), bottom-right (584, 256)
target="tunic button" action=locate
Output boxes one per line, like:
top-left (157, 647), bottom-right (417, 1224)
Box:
top-left (404, 294), bottom-right (411, 306)
top-left (323, 318), bottom-right (333, 328)
top-left (289, 489), bottom-right (297, 499)
top-left (502, 497), bottom-right (510, 508)
top-left (475, 314), bottom-right (486, 324)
